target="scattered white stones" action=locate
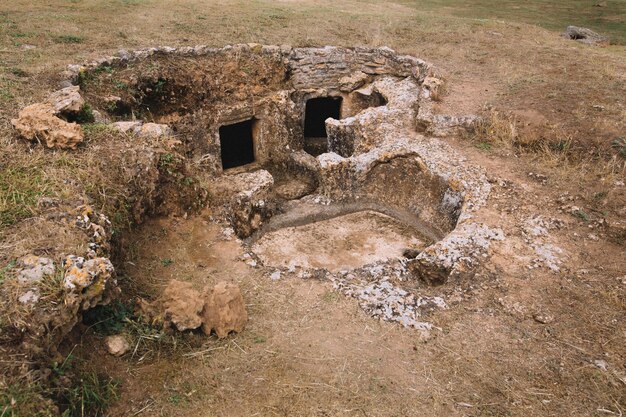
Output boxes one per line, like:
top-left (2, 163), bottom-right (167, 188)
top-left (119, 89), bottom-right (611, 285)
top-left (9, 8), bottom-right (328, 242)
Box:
top-left (242, 253), bottom-right (258, 268)
top-left (531, 243), bottom-right (564, 272)
top-left (522, 215), bottom-right (563, 240)
top-left (527, 172), bottom-right (548, 185)
top-left (498, 297), bottom-right (526, 318)
top-left (221, 227), bottom-right (235, 240)
top-left (332, 267), bottom-right (447, 330)
top-left (522, 215), bottom-right (566, 272)
top-left (592, 359), bottom-right (608, 371)
top-left (411, 222), bottom-right (504, 284)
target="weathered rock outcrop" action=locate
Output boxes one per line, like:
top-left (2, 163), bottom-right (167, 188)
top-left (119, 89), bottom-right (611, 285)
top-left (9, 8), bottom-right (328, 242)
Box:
top-left (11, 86), bottom-right (88, 149)
top-left (110, 121), bottom-right (174, 138)
top-left (46, 85), bottom-right (84, 115)
top-left (138, 280), bottom-right (248, 338)
top-left (162, 280), bottom-right (205, 331)
top-left (11, 103), bottom-right (84, 149)
top-left (202, 281), bottom-right (247, 338)
top-left (563, 26), bottom-right (609, 46)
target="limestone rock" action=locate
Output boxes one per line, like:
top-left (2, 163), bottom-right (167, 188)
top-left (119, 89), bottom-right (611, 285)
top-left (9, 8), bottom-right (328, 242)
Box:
top-left (63, 256), bottom-right (114, 291)
top-left (162, 280), bottom-right (204, 331)
top-left (62, 255), bottom-right (117, 312)
top-left (339, 71), bottom-right (369, 92)
top-left (275, 180), bottom-right (315, 200)
top-left (11, 103), bottom-right (84, 149)
top-left (92, 110), bottom-right (109, 124)
top-left (16, 255), bottom-right (55, 284)
top-left (533, 312), bottom-right (555, 324)
top-left (18, 290), bottom-right (40, 304)
top-left (202, 281), bottom-right (247, 338)
top-left (418, 114), bottom-right (482, 137)
top-left (563, 26), bottom-right (609, 46)
top-left (111, 121), bottom-right (143, 134)
top-left (139, 122), bottom-right (174, 138)
top-left (46, 85), bottom-right (84, 115)
top-left (110, 121), bottom-right (173, 138)
top-left (105, 335), bottom-right (130, 356)
top-left (421, 76), bottom-right (443, 99)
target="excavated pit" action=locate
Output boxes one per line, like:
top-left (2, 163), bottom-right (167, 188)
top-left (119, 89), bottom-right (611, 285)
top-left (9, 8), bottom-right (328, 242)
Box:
top-left (7, 45), bottom-right (501, 370)
top-left (61, 44), bottom-right (499, 326)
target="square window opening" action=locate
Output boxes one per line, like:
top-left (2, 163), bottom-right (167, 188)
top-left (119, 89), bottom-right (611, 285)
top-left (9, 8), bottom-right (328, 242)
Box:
top-left (219, 119), bottom-right (256, 170)
top-left (304, 97), bottom-right (342, 138)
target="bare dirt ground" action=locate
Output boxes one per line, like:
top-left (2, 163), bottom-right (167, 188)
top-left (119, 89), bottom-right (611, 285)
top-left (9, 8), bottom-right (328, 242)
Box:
top-left (252, 211), bottom-right (428, 272)
top-left (72, 147), bottom-right (625, 416)
top-left (1, 0), bottom-right (625, 416)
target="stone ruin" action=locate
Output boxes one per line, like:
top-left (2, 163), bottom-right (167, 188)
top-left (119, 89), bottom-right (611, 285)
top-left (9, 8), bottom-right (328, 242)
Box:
top-left (9, 44), bottom-right (505, 358)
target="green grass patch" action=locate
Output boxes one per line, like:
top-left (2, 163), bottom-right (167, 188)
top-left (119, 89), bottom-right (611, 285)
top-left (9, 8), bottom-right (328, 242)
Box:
top-left (81, 123), bottom-right (113, 137)
top-left (76, 65), bottom-right (113, 88)
top-left (1, 356), bottom-right (119, 417)
top-left (9, 67), bottom-right (29, 78)
top-left (475, 142), bottom-right (492, 151)
top-left (0, 260), bottom-right (16, 285)
top-left (0, 166), bottom-right (51, 228)
top-left (58, 372), bottom-right (119, 417)
top-left (73, 104), bottom-right (95, 124)
top-left (0, 87), bottom-right (14, 101)
top-left (0, 382), bottom-right (54, 417)
top-left (55, 34), bottom-right (84, 44)
top-left (9, 31), bottom-right (32, 38)
top-left (573, 209), bottom-right (590, 222)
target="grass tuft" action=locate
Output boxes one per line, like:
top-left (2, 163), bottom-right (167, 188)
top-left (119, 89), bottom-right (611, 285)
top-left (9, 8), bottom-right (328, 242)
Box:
top-left (0, 260), bottom-right (16, 284)
top-left (73, 104), bottom-right (95, 124)
top-left (0, 166), bottom-right (51, 228)
top-left (58, 372), bottom-right (118, 417)
top-left (55, 35), bottom-right (84, 44)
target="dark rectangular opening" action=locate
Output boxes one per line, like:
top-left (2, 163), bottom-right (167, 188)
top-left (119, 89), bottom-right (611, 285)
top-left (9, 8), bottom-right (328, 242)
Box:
top-left (304, 97), bottom-right (342, 138)
top-left (219, 119), bottom-right (256, 170)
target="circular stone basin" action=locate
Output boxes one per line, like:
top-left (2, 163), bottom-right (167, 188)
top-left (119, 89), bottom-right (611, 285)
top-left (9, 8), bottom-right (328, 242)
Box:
top-left (251, 210), bottom-right (429, 272)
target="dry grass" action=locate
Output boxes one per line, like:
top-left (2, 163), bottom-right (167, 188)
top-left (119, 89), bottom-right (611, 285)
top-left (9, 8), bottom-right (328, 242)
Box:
top-left (0, 0), bottom-right (625, 415)
top-left (0, 0), bottom-right (624, 238)
top-left (470, 109), bottom-right (626, 184)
